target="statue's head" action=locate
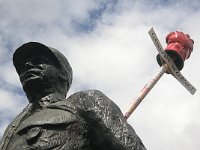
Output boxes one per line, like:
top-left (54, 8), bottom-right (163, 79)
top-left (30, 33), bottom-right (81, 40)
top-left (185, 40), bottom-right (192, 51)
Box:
top-left (13, 42), bottom-right (72, 100)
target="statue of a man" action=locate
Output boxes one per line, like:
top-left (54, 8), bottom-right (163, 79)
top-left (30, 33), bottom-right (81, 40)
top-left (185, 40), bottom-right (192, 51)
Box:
top-left (0, 42), bottom-right (146, 150)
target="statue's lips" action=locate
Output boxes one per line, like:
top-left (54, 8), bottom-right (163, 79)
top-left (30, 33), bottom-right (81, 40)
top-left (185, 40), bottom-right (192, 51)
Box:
top-left (23, 69), bottom-right (42, 79)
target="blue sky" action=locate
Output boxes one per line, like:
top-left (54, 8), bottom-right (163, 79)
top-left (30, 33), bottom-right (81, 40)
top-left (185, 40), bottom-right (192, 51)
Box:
top-left (0, 0), bottom-right (200, 149)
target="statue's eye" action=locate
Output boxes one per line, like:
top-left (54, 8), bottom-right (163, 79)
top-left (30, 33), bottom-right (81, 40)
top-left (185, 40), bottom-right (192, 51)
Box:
top-left (33, 57), bottom-right (51, 65)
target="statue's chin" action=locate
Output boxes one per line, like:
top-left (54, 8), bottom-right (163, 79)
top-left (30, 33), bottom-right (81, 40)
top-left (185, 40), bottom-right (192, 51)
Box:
top-left (22, 75), bottom-right (43, 91)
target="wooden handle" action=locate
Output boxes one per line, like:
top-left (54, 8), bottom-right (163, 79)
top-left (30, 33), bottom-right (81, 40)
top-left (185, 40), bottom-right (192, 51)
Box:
top-left (124, 64), bottom-right (169, 120)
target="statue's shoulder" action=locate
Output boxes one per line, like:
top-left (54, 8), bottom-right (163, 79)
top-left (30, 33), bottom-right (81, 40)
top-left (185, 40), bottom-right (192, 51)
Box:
top-left (67, 89), bottom-right (118, 111)
top-left (67, 89), bottom-right (124, 122)
top-left (67, 89), bottom-right (104, 100)
top-left (68, 89), bottom-right (106, 98)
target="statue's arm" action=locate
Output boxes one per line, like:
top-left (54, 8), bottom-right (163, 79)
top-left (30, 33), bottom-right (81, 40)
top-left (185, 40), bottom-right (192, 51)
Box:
top-left (69, 90), bottom-right (146, 150)
top-left (0, 104), bottom-right (31, 150)
top-left (0, 115), bottom-right (20, 150)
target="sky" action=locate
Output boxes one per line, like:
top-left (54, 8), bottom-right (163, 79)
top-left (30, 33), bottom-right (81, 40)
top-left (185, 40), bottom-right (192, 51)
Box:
top-left (0, 0), bottom-right (200, 149)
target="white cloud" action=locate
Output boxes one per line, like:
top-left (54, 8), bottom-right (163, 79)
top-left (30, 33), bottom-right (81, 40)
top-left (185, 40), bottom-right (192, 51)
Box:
top-left (0, 89), bottom-right (26, 113)
top-left (0, 62), bottom-right (21, 87)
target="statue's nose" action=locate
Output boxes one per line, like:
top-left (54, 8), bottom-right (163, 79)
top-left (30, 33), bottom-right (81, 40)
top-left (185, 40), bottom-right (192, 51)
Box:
top-left (19, 61), bottom-right (35, 75)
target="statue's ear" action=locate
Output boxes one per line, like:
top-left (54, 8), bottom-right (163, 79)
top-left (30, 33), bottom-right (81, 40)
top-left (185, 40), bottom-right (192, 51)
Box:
top-left (57, 71), bottom-right (68, 82)
top-left (57, 71), bottom-right (69, 96)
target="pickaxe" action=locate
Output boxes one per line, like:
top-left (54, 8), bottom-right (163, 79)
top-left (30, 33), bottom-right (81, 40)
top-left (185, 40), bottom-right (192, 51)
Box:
top-left (124, 27), bottom-right (197, 120)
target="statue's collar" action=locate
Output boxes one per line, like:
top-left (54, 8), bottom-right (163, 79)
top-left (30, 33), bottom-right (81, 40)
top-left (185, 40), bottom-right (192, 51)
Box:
top-left (31, 93), bottom-right (66, 108)
top-left (41, 92), bottom-right (65, 103)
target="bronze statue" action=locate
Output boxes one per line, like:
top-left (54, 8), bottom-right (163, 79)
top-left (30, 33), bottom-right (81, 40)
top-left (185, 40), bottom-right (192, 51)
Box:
top-left (0, 42), bottom-right (146, 150)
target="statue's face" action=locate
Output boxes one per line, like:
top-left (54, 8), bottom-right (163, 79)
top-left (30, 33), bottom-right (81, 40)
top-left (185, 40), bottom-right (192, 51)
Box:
top-left (19, 55), bottom-right (60, 91)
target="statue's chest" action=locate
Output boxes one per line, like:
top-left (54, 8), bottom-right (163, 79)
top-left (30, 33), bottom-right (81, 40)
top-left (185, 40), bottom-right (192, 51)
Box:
top-left (7, 108), bottom-right (88, 150)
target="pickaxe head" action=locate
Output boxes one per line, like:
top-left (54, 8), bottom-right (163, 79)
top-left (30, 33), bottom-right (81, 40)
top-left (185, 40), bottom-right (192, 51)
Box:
top-left (157, 31), bottom-right (194, 71)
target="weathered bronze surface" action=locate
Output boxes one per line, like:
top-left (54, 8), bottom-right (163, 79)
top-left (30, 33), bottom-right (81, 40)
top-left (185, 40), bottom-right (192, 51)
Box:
top-left (0, 42), bottom-right (146, 150)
